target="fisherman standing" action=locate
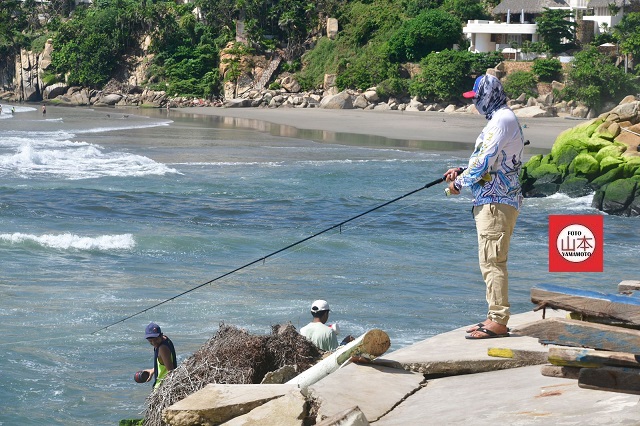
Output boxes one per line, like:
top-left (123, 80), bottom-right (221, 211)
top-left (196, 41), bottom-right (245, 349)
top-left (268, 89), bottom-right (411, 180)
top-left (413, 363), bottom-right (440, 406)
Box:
top-left (444, 74), bottom-right (524, 340)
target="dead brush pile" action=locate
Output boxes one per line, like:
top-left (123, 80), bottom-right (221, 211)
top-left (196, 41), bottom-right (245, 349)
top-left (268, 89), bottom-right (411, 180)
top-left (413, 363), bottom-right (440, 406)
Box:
top-left (143, 323), bottom-right (322, 425)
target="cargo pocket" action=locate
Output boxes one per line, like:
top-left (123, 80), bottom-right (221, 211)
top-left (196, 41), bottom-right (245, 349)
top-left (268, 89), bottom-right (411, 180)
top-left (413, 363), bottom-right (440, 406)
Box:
top-left (479, 231), bottom-right (506, 265)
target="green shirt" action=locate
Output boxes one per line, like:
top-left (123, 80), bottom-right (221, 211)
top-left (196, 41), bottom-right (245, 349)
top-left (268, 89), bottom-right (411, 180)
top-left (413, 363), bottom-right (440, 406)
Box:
top-left (300, 322), bottom-right (338, 351)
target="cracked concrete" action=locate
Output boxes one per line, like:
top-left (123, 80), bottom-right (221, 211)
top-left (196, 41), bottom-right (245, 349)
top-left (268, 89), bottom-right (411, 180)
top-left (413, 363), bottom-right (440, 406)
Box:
top-left (164, 309), bottom-right (640, 425)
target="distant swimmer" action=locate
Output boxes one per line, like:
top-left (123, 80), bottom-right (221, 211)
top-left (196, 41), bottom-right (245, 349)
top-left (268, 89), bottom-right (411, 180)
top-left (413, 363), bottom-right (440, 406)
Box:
top-left (11, 106), bottom-right (15, 114)
top-left (42, 104), bottom-right (46, 115)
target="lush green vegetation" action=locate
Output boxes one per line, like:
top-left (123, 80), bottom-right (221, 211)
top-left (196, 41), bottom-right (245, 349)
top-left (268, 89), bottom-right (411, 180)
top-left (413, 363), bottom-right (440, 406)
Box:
top-left (0, 0), bottom-right (29, 58)
top-left (50, 3), bottom-right (148, 87)
top-left (614, 11), bottom-right (640, 73)
top-left (562, 46), bottom-right (638, 110)
top-left (532, 58), bottom-right (562, 83)
top-left (387, 9), bottom-right (463, 63)
top-left (0, 0), bottom-right (637, 107)
top-left (297, 0), bottom-right (481, 94)
top-left (503, 71), bottom-right (537, 99)
top-left (535, 8), bottom-right (577, 53)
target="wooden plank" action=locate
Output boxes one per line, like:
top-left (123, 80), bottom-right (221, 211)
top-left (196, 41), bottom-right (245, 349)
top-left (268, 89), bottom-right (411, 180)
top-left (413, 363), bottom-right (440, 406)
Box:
top-left (548, 347), bottom-right (640, 369)
top-left (514, 317), bottom-right (640, 353)
top-left (540, 364), bottom-right (581, 380)
top-left (618, 280), bottom-right (640, 293)
top-left (531, 283), bottom-right (640, 324)
top-left (566, 312), bottom-right (640, 330)
top-left (579, 366), bottom-right (640, 395)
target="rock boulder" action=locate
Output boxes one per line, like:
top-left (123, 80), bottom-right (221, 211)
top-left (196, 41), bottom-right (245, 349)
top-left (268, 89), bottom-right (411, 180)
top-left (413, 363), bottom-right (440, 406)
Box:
top-left (522, 97), bottom-right (640, 216)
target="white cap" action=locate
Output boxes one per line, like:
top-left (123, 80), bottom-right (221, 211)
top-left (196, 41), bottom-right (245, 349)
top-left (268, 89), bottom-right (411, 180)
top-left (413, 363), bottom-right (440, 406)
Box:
top-left (311, 299), bottom-right (330, 313)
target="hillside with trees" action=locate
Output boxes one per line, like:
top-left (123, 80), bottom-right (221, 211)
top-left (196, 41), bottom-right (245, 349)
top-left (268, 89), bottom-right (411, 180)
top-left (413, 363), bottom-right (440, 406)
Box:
top-left (0, 0), bottom-right (638, 110)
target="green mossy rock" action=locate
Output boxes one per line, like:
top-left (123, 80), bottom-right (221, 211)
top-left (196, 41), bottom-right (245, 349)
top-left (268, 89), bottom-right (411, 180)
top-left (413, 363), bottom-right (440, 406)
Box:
top-left (558, 175), bottom-right (592, 197)
top-left (593, 121), bottom-right (620, 141)
top-left (524, 154), bottom-right (543, 170)
top-left (523, 113), bottom-right (639, 215)
top-left (599, 156), bottom-right (624, 174)
top-left (555, 118), bottom-right (602, 141)
top-left (560, 163), bottom-right (569, 174)
top-left (550, 137), bottom-right (587, 166)
top-left (585, 136), bottom-right (613, 153)
top-left (595, 144), bottom-right (626, 162)
top-left (583, 118), bottom-right (604, 137)
top-left (601, 178), bottom-right (638, 214)
top-left (591, 188), bottom-right (605, 210)
top-left (631, 180), bottom-right (640, 216)
top-left (624, 157), bottom-right (640, 177)
top-left (530, 163), bottom-right (562, 183)
top-left (119, 420), bottom-right (143, 426)
top-left (569, 153), bottom-right (600, 179)
top-left (526, 182), bottom-right (559, 197)
top-left (590, 165), bottom-right (625, 189)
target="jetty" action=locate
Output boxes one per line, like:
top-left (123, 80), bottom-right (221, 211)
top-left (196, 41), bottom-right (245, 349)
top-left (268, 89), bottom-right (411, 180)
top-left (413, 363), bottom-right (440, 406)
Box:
top-left (156, 280), bottom-right (640, 425)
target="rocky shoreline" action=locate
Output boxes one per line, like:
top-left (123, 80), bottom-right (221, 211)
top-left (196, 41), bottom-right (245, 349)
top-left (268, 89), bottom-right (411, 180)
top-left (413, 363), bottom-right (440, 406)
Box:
top-left (521, 96), bottom-right (640, 216)
top-left (0, 41), bottom-right (595, 120)
top-left (0, 75), bottom-right (584, 122)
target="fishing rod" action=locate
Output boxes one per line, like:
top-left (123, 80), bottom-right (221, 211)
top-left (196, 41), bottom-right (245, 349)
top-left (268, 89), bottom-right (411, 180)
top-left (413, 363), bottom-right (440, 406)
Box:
top-left (92, 169), bottom-right (464, 335)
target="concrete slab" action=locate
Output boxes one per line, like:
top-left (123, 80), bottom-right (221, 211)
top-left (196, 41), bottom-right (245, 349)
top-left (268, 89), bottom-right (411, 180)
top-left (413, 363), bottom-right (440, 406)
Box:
top-left (383, 310), bottom-right (567, 375)
top-left (163, 383), bottom-right (299, 426)
top-left (373, 365), bottom-right (640, 425)
top-left (222, 391), bottom-right (306, 426)
top-left (308, 362), bottom-right (425, 423)
top-left (316, 406), bottom-right (369, 426)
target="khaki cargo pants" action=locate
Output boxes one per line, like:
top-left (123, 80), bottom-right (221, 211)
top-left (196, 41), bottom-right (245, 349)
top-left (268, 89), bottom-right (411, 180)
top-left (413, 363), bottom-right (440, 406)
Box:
top-left (473, 203), bottom-right (519, 326)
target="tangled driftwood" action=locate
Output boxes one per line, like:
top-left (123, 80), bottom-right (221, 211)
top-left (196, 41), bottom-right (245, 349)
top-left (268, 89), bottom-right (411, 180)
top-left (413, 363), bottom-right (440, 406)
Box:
top-left (143, 323), bottom-right (322, 426)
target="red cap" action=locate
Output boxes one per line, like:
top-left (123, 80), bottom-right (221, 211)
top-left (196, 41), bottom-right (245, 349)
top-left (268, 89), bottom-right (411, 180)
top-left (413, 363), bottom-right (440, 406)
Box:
top-left (463, 76), bottom-right (484, 99)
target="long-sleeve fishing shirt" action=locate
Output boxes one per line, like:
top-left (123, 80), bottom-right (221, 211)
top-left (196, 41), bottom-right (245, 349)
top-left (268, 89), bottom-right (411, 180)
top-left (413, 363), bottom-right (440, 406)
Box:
top-left (454, 105), bottom-right (524, 211)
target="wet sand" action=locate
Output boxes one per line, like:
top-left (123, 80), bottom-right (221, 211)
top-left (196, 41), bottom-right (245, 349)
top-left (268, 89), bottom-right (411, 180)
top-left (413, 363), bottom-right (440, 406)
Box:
top-left (178, 106), bottom-right (582, 152)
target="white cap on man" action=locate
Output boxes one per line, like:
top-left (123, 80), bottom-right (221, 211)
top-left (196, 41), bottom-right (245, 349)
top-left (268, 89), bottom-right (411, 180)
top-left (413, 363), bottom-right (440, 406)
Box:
top-left (311, 299), bottom-right (330, 313)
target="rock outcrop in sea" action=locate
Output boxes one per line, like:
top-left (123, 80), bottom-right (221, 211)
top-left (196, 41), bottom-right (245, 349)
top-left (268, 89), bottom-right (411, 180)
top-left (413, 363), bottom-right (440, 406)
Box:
top-left (521, 96), bottom-right (640, 216)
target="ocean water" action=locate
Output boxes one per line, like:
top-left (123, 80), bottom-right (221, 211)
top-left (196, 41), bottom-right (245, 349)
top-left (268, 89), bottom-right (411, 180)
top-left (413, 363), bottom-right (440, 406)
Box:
top-left (0, 104), bottom-right (638, 425)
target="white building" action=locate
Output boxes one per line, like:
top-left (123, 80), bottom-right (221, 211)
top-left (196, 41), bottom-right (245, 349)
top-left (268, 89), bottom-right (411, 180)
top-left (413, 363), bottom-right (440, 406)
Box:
top-left (463, 0), bottom-right (627, 53)
top-left (581, 0), bottom-right (626, 32)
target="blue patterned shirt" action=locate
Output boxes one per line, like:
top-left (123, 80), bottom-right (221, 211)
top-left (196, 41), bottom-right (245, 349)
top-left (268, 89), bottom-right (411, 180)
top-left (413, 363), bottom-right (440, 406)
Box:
top-left (454, 106), bottom-right (524, 210)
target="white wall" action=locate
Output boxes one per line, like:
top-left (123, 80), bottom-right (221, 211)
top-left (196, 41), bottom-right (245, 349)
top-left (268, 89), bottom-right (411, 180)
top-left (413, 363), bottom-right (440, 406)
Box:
top-left (474, 33), bottom-right (495, 53)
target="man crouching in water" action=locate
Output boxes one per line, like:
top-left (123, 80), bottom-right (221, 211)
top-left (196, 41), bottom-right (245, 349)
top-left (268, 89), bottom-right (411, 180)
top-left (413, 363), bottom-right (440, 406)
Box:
top-left (143, 322), bottom-right (177, 389)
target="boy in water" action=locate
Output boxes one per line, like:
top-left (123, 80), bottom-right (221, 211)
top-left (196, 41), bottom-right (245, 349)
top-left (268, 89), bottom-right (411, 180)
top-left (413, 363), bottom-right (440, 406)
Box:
top-left (142, 322), bottom-right (177, 389)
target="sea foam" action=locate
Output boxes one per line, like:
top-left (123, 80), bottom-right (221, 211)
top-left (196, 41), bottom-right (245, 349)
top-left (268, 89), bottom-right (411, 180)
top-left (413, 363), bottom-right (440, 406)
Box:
top-left (0, 139), bottom-right (179, 179)
top-left (0, 232), bottom-right (136, 250)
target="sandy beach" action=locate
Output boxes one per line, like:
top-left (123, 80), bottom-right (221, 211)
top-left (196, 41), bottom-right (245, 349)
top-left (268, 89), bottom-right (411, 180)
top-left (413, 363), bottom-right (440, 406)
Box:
top-left (178, 106), bottom-right (582, 152)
